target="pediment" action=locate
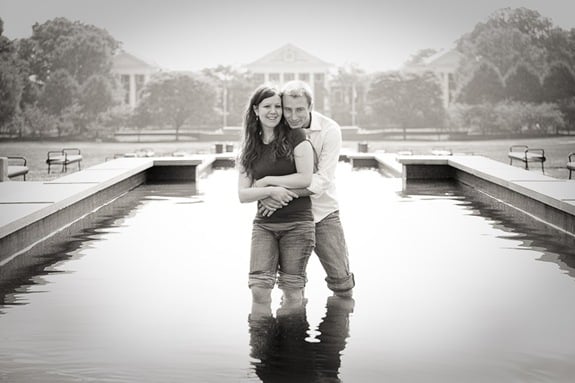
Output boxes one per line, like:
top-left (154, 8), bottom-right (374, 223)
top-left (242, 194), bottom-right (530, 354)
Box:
top-left (112, 51), bottom-right (157, 72)
top-left (246, 43), bottom-right (332, 71)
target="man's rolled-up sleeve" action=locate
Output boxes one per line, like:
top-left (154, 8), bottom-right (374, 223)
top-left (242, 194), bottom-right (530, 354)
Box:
top-left (308, 125), bottom-right (341, 195)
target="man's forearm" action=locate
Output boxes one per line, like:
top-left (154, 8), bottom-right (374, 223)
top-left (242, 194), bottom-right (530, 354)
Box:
top-left (290, 188), bottom-right (313, 197)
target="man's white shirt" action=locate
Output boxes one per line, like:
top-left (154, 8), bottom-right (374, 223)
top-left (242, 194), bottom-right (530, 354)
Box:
top-left (305, 111), bottom-right (341, 223)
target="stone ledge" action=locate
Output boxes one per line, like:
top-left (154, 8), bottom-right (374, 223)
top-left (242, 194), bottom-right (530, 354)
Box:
top-left (398, 155), bottom-right (575, 234)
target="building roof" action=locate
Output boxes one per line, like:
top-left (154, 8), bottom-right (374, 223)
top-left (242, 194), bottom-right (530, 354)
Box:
top-left (112, 51), bottom-right (159, 73)
top-left (403, 48), bottom-right (463, 74)
top-left (245, 43), bottom-right (333, 73)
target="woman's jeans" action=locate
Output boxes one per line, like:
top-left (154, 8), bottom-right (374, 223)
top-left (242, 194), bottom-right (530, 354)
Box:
top-left (314, 211), bottom-right (355, 293)
top-left (249, 221), bottom-right (315, 290)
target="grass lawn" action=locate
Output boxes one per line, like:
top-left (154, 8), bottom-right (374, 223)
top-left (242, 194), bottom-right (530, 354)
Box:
top-left (1, 136), bottom-right (574, 181)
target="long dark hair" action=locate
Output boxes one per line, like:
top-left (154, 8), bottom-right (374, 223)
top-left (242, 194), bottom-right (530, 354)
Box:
top-left (239, 84), bottom-right (293, 181)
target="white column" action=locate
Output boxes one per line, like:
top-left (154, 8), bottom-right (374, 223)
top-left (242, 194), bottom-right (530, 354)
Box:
top-left (0, 157), bottom-right (8, 182)
top-left (129, 74), bottom-right (137, 108)
top-left (323, 71), bottom-right (330, 116)
top-left (442, 72), bottom-right (449, 109)
top-left (309, 73), bottom-right (315, 96)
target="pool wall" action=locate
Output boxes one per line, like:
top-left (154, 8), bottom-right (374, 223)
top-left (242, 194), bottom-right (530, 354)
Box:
top-left (341, 151), bottom-right (574, 235)
top-left (0, 155), bottom-right (233, 263)
top-left (1, 152), bottom-right (573, 263)
top-left (397, 155), bottom-right (575, 235)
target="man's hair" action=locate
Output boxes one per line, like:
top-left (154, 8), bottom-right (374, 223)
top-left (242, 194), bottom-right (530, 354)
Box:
top-left (281, 80), bottom-right (313, 107)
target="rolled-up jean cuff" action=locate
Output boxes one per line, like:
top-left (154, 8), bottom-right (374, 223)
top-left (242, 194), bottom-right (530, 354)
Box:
top-left (248, 272), bottom-right (276, 289)
top-left (326, 273), bottom-right (355, 292)
top-left (277, 271), bottom-right (307, 290)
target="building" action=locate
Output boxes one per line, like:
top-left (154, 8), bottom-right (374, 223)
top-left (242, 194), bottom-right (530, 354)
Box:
top-left (244, 43), bottom-right (334, 114)
top-left (112, 51), bottom-right (159, 109)
top-left (402, 48), bottom-right (463, 108)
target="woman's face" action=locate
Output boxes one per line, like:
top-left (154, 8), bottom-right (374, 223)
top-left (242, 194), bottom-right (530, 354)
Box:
top-left (254, 94), bottom-right (282, 129)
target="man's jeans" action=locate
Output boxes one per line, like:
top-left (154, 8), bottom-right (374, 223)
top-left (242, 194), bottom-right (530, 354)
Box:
top-left (315, 211), bottom-right (355, 293)
top-left (249, 221), bottom-right (315, 290)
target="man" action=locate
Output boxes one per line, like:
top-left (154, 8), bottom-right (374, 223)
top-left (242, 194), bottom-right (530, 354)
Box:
top-left (260, 80), bottom-right (355, 298)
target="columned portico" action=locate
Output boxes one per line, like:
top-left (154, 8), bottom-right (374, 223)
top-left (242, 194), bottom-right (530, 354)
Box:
top-left (112, 51), bottom-right (159, 109)
top-left (401, 48), bottom-right (462, 109)
top-left (245, 44), bottom-right (333, 115)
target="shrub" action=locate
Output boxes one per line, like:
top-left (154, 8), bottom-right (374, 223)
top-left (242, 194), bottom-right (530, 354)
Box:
top-left (448, 101), bottom-right (564, 135)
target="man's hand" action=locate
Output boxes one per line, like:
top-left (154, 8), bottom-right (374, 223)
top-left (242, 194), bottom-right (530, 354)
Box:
top-left (258, 197), bottom-right (281, 217)
top-left (258, 187), bottom-right (298, 217)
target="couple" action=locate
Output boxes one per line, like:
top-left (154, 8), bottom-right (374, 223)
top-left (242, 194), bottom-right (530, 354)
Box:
top-left (238, 80), bottom-right (355, 307)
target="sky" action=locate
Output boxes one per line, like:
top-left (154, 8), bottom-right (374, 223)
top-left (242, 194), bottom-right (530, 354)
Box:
top-left (1, 0), bottom-right (574, 72)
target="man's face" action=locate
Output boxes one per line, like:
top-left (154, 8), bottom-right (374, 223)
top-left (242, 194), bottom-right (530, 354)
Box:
top-left (282, 95), bottom-right (312, 129)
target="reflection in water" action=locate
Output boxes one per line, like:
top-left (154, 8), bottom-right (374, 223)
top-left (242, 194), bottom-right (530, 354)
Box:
top-left (249, 296), bottom-right (354, 382)
top-left (0, 183), bottom-right (198, 314)
top-left (2, 169), bottom-right (575, 381)
top-left (403, 180), bottom-right (575, 275)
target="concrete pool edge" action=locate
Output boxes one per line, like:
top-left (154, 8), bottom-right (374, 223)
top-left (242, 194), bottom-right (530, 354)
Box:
top-left (0, 154), bottom-right (232, 262)
top-left (1, 151), bottom-right (573, 262)
top-left (397, 155), bottom-right (575, 235)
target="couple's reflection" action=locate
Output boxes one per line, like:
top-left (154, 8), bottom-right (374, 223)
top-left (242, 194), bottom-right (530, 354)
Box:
top-left (249, 296), bottom-right (354, 382)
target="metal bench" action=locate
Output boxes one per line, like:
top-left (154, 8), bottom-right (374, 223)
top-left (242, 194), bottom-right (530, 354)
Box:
top-left (568, 152), bottom-right (575, 179)
top-left (431, 148), bottom-right (453, 156)
top-left (7, 156), bottom-right (29, 180)
top-left (508, 145), bottom-right (545, 172)
top-left (46, 148), bottom-right (82, 173)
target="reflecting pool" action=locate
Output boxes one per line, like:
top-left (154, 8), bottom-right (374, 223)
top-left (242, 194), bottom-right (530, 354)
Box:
top-left (1, 163), bottom-right (575, 382)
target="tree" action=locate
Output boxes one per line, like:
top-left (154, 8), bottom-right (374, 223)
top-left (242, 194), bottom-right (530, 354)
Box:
top-left (79, 74), bottom-right (115, 136)
top-left (38, 69), bottom-right (79, 115)
top-left (202, 65), bottom-right (256, 127)
top-left (37, 69), bottom-right (80, 137)
top-left (134, 73), bottom-right (217, 140)
top-left (368, 71), bottom-right (445, 138)
top-left (0, 60), bottom-right (22, 130)
top-left (456, 62), bottom-right (505, 104)
top-left (0, 17), bottom-right (23, 130)
top-left (17, 17), bottom-right (119, 85)
top-left (330, 65), bottom-right (370, 126)
top-left (504, 64), bottom-right (542, 102)
top-left (542, 64), bottom-right (575, 101)
top-left (455, 7), bottom-right (555, 99)
top-left (544, 27), bottom-right (575, 72)
top-left (458, 7), bottom-right (551, 73)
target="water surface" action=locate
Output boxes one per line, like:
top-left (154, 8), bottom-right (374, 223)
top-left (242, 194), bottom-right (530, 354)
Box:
top-left (1, 164), bottom-right (574, 382)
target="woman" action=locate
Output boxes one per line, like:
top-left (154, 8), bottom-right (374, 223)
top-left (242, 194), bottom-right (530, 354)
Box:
top-left (238, 84), bottom-right (315, 306)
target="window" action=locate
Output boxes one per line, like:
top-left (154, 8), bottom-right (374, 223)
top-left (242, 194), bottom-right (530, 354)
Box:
top-left (253, 73), bottom-right (265, 84)
top-left (135, 75), bottom-right (145, 103)
top-left (120, 75), bottom-right (130, 104)
top-left (283, 50), bottom-right (295, 62)
top-left (269, 73), bottom-right (280, 83)
top-left (298, 73), bottom-right (310, 82)
top-left (284, 73), bottom-right (295, 81)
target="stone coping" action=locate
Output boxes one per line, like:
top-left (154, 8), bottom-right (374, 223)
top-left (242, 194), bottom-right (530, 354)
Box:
top-left (1, 152), bottom-right (573, 252)
top-left (397, 155), bottom-right (575, 216)
top-left (0, 156), bottom-right (206, 241)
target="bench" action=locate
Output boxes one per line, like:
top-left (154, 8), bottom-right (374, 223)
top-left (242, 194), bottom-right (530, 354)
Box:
top-left (508, 145), bottom-right (545, 172)
top-left (431, 148), bottom-right (452, 156)
top-left (568, 152), bottom-right (575, 179)
top-left (7, 156), bottom-right (29, 180)
top-left (46, 148), bottom-right (82, 174)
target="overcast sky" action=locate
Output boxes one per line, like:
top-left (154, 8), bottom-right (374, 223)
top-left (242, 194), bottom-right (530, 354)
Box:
top-left (1, 0), bottom-right (573, 72)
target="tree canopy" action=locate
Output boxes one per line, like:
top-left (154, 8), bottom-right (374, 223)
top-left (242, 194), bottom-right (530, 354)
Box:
top-left (368, 71), bottom-right (445, 132)
top-left (134, 73), bottom-right (217, 139)
top-left (17, 17), bottom-right (119, 85)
